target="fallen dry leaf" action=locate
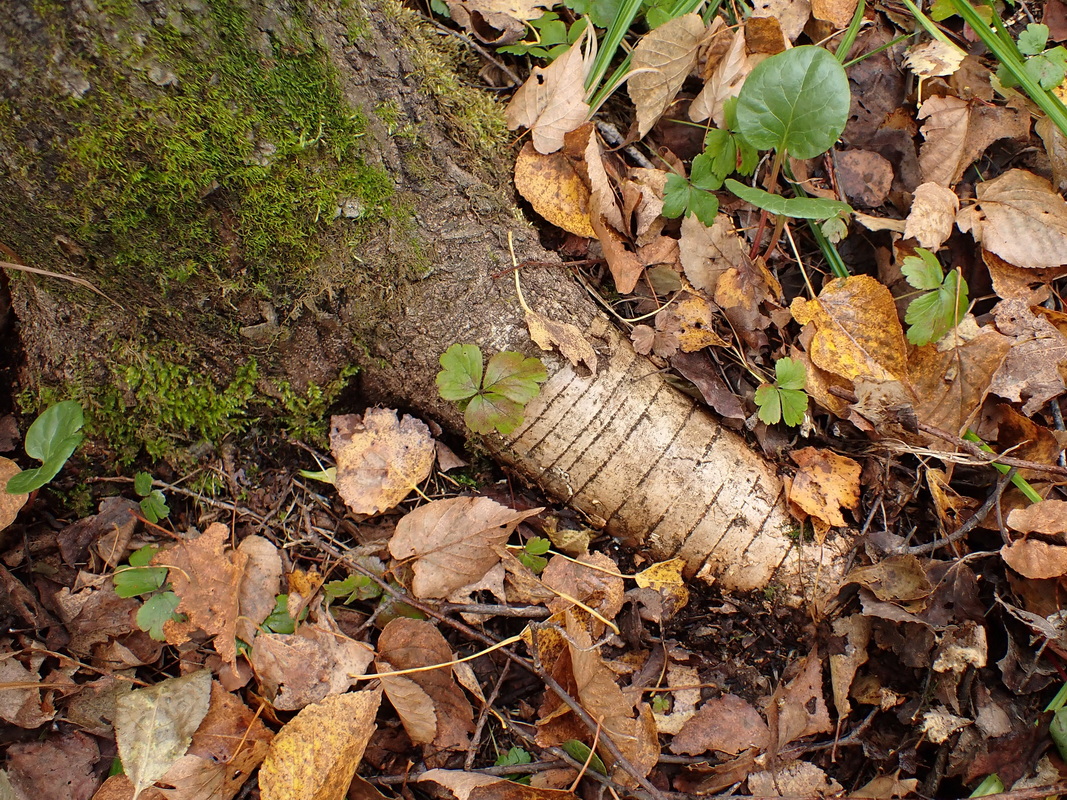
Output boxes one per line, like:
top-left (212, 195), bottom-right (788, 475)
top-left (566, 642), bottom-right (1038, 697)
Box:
top-left (259, 689), bottom-right (381, 800)
top-left (152, 523), bottom-right (245, 664)
top-left (670, 350), bottom-right (747, 421)
top-left (852, 772), bottom-right (921, 799)
top-left (634, 558), bottom-right (689, 618)
top-left (444, 0), bottom-right (546, 44)
top-left (777, 649), bottom-right (832, 746)
top-left (918, 96), bottom-right (1029, 187)
top-left (1038, 115), bottom-right (1067, 193)
top-left (905, 39), bottom-right (966, 79)
top-left (670, 694), bottom-right (769, 755)
top-left (506, 30), bottom-right (593, 154)
top-left (1001, 539), bottom-right (1067, 579)
top-left (904, 182), bottom-right (960, 250)
top-left (115, 670), bottom-right (212, 800)
top-left (5, 730), bottom-right (99, 800)
top-left (542, 551), bottom-right (626, 621)
top-left (419, 770), bottom-right (580, 800)
top-left (835, 150), bottom-right (893, 208)
top-left (590, 195), bottom-right (645, 293)
top-left (1007, 500), bottom-right (1067, 534)
top-left (652, 662), bottom-right (701, 735)
top-left (631, 324), bottom-right (678, 358)
top-left (376, 618), bottom-right (474, 762)
top-left (525, 309), bottom-right (597, 373)
top-left (235, 534), bottom-right (282, 644)
top-left (564, 123), bottom-right (622, 231)
top-left (828, 614), bottom-right (870, 719)
top-left (0, 649), bottom-right (53, 729)
top-left (389, 496), bottom-right (541, 598)
top-left (812, 0), bottom-right (858, 27)
top-left (251, 610), bottom-right (374, 711)
top-left (689, 26), bottom-right (750, 127)
top-left (331, 408), bottom-right (436, 517)
top-left (791, 275), bottom-right (909, 385)
top-left (628, 14), bottom-right (705, 138)
top-left (679, 213), bottom-right (747, 295)
top-left (748, 760), bottom-right (843, 796)
top-left (514, 143), bottom-right (596, 238)
top-left (843, 554), bottom-right (933, 603)
top-left (751, 0), bottom-right (811, 40)
top-left (956, 169), bottom-right (1067, 269)
top-left (0, 457), bottom-right (26, 531)
top-left (655, 293), bottom-right (728, 352)
top-left (787, 447), bottom-right (861, 539)
top-left (989, 299), bottom-right (1067, 414)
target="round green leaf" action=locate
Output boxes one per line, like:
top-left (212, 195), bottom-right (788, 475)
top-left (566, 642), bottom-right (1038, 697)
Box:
top-left (25, 400), bottom-right (84, 463)
top-left (736, 46), bottom-right (850, 159)
top-left (436, 343), bottom-right (483, 401)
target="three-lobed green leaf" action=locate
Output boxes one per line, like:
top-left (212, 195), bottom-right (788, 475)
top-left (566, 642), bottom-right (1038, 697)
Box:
top-left (754, 357), bottom-right (808, 427)
top-left (735, 45), bottom-right (851, 160)
top-left (6, 401), bottom-right (85, 494)
top-left (901, 248), bottom-right (969, 345)
top-left (437, 344), bottom-right (547, 436)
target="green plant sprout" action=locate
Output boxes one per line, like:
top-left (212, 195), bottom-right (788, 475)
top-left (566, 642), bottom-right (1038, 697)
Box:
top-left (6, 401), bottom-right (84, 494)
top-left (324, 573), bottom-right (383, 604)
top-left (113, 545), bottom-right (183, 641)
top-left (900, 248), bottom-right (969, 346)
top-left (133, 472), bottom-right (170, 524)
top-left (498, 13), bottom-right (589, 59)
top-left (1013, 23), bottom-right (1067, 89)
top-left (495, 746), bottom-right (533, 785)
top-left (662, 151), bottom-right (723, 226)
top-left (517, 536), bottom-right (551, 573)
top-left (436, 344), bottom-right (547, 435)
top-left (754, 357), bottom-right (809, 427)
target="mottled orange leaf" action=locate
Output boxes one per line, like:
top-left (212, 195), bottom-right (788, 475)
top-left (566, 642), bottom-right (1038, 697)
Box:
top-left (787, 447), bottom-right (861, 539)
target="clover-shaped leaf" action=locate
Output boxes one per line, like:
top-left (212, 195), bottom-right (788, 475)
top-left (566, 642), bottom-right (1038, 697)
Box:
top-left (437, 344), bottom-right (547, 435)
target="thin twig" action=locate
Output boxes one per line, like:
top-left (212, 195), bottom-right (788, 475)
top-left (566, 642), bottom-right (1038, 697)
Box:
top-left (916, 421), bottom-right (1067, 476)
top-left (466, 660), bottom-right (510, 771)
top-left (0, 259), bottom-right (123, 308)
top-left (430, 20), bottom-right (523, 86)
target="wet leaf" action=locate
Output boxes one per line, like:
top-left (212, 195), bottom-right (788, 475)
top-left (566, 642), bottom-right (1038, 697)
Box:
top-left (390, 496), bottom-right (541, 598)
top-left (259, 689), bottom-right (381, 800)
top-left (513, 143), bottom-right (596, 238)
top-left (628, 14), bottom-right (706, 138)
top-left (956, 169), bottom-right (1067, 269)
top-left (115, 670), bottom-right (211, 800)
top-left (330, 409), bottom-right (436, 516)
top-left (735, 46), bottom-right (850, 159)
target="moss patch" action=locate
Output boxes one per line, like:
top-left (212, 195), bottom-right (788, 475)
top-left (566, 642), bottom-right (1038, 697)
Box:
top-left (12, 0), bottom-right (395, 295)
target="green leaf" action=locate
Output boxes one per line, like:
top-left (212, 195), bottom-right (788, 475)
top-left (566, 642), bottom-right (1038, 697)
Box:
top-left (725, 180), bottom-right (852, 219)
top-left (1018, 23), bottom-right (1050, 56)
top-left (298, 466), bottom-right (336, 484)
top-left (6, 401), bottom-right (85, 494)
top-left (774, 357), bottom-right (806, 390)
top-left (128, 545), bottom-right (158, 567)
top-left (436, 344), bottom-right (483, 401)
top-left (465, 392), bottom-right (526, 436)
top-left (779, 388), bottom-right (809, 427)
top-left (662, 173), bottom-right (690, 218)
top-left (525, 536), bottom-right (551, 555)
top-left (324, 573), bottom-right (382, 603)
top-left (1026, 51), bottom-right (1067, 89)
top-left (137, 591), bottom-right (182, 640)
top-left (139, 490), bottom-right (170, 524)
top-left (134, 472), bottom-right (153, 497)
top-left (688, 188), bottom-right (720, 226)
top-left (561, 740), bottom-right (607, 774)
top-left (566, 0), bottom-right (623, 28)
top-left (651, 694), bottom-right (670, 713)
top-left (114, 565), bottom-right (169, 598)
top-left (690, 152), bottom-right (723, 191)
top-left (496, 747), bottom-right (532, 768)
top-left (735, 45), bottom-right (851, 159)
top-left (483, 351), bottom-right (547, 405)
top-left (754, 384), bottom-right (783, 425)
top-left (1052, 707), bottom-right (1067, 761)
top-left (518, 551), bottom-right (549, 573)
top-left (905, 270), bottom-right (969, 346)
top-left (901, 248), bottom-right (945, 290)
top-left (261, 594), bottom-right (297, 634)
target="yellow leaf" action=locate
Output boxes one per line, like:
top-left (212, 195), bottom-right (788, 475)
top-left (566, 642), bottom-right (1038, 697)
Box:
top-left (259, 689), bottom-right (382, 800)
top-left (790, 275), bottom-right (908, 385)
top-left (786, 447), bottom-right (861, 541)
top-left (514, 143), bottom-right (596, 239)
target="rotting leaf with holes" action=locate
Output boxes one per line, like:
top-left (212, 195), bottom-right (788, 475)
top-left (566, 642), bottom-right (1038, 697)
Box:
top-left (330, 408), bottom-right (436, 516)
top-left (389, 496), bottom-right (542, 598)
top-left (115, 669), bottom-right (211, 800)
top-left (259, 689), bottom-right (381, 800)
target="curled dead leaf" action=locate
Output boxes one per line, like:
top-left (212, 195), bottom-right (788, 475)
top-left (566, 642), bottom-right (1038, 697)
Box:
top-left (786, 447), bottom-right (861, 540)
top-left (514, 143), bottom-right (596, 238)
top-left (525, 309), bottom-right (597, 373)
top-left (0, 456), bottom-right (26, 531)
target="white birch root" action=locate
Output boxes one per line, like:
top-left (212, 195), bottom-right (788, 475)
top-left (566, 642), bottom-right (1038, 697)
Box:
top-left (498, 318), bottom-right (850, 602)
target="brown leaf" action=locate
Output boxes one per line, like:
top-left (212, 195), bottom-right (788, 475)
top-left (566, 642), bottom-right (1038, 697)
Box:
top-left (777, 650), bottom-right (832, 746)
top-left (506, 31), bottom-right (593, 154)
top-left (564, 123), bottom-right (623, 231)
top-left (828, 614), bottom-right (870, 719)
top-left (514, 142), bottom-right (596, 238)
top-left (713, 256), bottom-right (782, 351)
top-left (791, 275), bottom-right (909, 385)
top-left (377, 618), bottom-right (474, 762)
top-left (1001, 540), bottom-right (1067, 579)
top-left (670, 350), bottom-right (746, 421)
top-left (258, 689), bottom-right (381, 800)
top-left (852, 772), bottom-right (921, 799)
top-left (679, 213), bottom-right (746, 295)
top-left (689, 27), bottom-right (751, 127)
top-left (250, 611), bottom-right (374, 711)
top-left (331, 409), bottom-right (436, 516)
top-left (1038, 115), bottom-right (1067, 193)
top-left (1007, 500), bottom-right (1067, 534)
top-left (444, 0), bottom-right (542, 45)
top-left (630, 324), bottom-right (678, 358)
top-left (628, 14), bottom-right (706, 138)
top-left (835, 150), bottom-right (893, 207)
top-left (919, 96), bottom-right (1029, 187)
top-left (152, 523), bottom-right (245, 664)
top-left (812, 0), bottom-right (858, 27)
top-left (670, 694), bottom-right (769, 755)
top-left (655, 293), bottom-right (728, 352)
top-left (751, 0), bottom-right (811, 40)
top-left (590, 195), bottom-right (644, 293)
top-left (749, 761), bottom-right (842, 796)
top-left (983, 249), bottom-right (1067, 301)
top-left (904, 182), bottom-right (959, 250)
top-left (956, 169), bottom-right (1067, 269)
top-left (843, 554), bottom-right (932, 603)
top-left (0, 651), bottom-right (53, 729)
top-left (419, 770), bottom-right (580, 800)
top-left (541, 551), bottom-right (626, 621)
top-left (235, 535), bottom-right (282, 644)
top-left (989, 299), bottom-right (1067, 414)
top-left (389, 496), bottom-right (540, 599)
top-left (525, 310), bottom-right (597, 373)
top-left (787, 447), bottom-right (860, 539)
top-left (0, 456), bottom-right (26, 531)
top-left (6, 731), bottom-right (99, 800)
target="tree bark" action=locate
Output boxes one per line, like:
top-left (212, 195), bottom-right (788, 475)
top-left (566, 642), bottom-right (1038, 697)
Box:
top-left (0, 0), bottom-right (846, 598)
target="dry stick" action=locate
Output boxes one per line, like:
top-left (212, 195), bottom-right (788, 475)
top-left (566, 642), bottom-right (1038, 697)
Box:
top-left (465, 660), bottom-right (511, 772)
top-left (439, 601), bottom-right (550, 619)
top-left (915, 421), bottom-right (1067, 477)
top-left (0, 259), bottom-right (123, 308)
top-left (894, 467), bottom-right (1016, 556)
top-left (299, 526), bottom-right (667, 800)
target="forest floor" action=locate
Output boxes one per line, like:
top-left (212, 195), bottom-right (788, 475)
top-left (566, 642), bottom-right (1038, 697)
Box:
top-left (6, 0), bottom-right (1067, 798)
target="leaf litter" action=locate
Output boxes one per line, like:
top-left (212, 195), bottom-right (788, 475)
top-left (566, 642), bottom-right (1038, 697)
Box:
top-left (11, 0), bottom-right (1067, 796)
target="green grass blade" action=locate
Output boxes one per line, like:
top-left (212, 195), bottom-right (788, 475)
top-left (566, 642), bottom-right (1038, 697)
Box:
top-left (963, 430), bottom-right (1044, 503)
top-left (835, 0), bottom-right (866, 62)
